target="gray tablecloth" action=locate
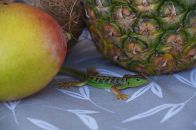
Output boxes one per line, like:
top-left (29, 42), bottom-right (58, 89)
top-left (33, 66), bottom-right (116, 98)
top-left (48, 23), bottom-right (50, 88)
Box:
top-left (0, 30), bottom-right (196, 130)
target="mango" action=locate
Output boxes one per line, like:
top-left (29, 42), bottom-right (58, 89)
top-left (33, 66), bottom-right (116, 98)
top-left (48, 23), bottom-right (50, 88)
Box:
top-left (0, 3), bottom-right (67, 101)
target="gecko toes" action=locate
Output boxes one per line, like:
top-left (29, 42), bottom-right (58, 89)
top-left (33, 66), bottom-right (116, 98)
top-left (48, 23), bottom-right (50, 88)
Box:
top-left (117, 94), bottom-right (129, 100)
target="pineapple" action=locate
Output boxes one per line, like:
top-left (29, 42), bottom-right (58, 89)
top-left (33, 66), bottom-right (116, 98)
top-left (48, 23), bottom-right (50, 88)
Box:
top-left (84, 0), bottom-right (196, 75)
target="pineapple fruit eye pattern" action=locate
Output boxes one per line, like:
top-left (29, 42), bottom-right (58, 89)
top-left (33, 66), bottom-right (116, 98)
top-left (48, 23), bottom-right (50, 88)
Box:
top-left (84, 0), bottom-right (196, 75)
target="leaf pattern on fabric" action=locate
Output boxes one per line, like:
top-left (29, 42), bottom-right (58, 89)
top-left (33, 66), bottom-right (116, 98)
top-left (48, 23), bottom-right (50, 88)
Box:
top-left (174, 75), bottom-right (194, 87)
top-left (174, 69), bottom-right (196, 88)
top-left (122, 104), bottom-right (172, 123)
top-left (67, 110), bottom-right (99, 114)
top-left (79, 86), bottom-right (90, 99)
top-left (161, 103), bottom-right (185, 123)
top-left (44, 104), bottom-right (99, 130)
top-left (105, 89), bottom-right (111, 93)
top-left (126, 82), bottom-right (163, 102)
top-left (190, 69), bottom-right (196, 84)
top-left (27, 118), bottom-right (61, 130)
top-left (150, 82), bottom-right (163, 98)
top-left (123, 90), bottom-right (196, 123)
top-left (126, 86), bottom-right (150, 102)
top-left (3, 100), bottom-right (20, 125)
top-left (97, 69), bottom-right (123, 77)
top-left (67, 109), bottom-right (99, 130)
top-left (58, 89), bottom-right (88, 100)
top-left (57, 87), bottom-right (114, 113)
top-left (78, 28), bottom-right (92, 41)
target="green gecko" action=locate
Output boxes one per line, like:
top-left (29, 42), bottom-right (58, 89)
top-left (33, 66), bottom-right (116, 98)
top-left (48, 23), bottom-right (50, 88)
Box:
top-left (58, 67), bottom-right (149, 100)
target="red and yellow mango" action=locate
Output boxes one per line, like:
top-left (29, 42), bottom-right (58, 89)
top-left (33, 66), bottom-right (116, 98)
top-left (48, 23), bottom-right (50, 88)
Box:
top-left (0, 3), bottom-right (67, 101)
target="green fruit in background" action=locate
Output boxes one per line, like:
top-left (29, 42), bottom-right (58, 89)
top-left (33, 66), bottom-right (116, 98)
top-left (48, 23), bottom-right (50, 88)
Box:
top-left (84, 0), bottom-right (196, 75)
top-left (0, 3), bottom-right (67, 101)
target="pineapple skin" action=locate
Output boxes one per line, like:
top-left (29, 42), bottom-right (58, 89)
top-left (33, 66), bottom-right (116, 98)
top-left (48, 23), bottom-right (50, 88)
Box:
top-left (84, 0), bottom-right (196, 75)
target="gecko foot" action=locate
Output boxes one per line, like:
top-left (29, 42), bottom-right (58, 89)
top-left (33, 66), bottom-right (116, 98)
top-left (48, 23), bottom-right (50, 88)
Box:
top-left (112, 86), bottom-right (129, 100)
top-left (116, 94), bottom-right (129, 100)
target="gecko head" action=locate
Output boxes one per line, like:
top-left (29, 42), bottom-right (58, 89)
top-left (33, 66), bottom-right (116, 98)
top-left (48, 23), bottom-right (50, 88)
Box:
top-left (127, 74), bottom-right (149, 87)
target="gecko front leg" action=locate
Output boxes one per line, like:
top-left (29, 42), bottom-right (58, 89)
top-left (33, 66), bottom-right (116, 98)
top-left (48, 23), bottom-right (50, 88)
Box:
top-left (111, 86), bottom-right (129, 100)
top-left (58, 81), bottom-right (87, 89)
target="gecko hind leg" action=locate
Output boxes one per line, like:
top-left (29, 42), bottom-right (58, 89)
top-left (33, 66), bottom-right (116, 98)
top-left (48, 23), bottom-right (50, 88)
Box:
top-left (111, 86), bottom-right (129, 100)
top-left (58, 81), bottom-right (87, 89)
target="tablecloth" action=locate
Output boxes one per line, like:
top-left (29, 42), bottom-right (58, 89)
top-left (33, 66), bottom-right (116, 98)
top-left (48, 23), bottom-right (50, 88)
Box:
top-left (0, 30), bottom-right (196, 130)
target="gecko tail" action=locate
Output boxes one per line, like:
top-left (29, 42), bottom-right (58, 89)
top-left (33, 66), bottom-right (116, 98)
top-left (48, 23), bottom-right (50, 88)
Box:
top-left (58, 81), bottom-right (87, 89)
top-left (59, 67), bottom-right (87, 80)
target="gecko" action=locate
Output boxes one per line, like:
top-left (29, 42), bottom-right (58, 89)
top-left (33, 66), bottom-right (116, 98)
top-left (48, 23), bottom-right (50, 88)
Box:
top-left (58, 67), bottom-right (149, 100)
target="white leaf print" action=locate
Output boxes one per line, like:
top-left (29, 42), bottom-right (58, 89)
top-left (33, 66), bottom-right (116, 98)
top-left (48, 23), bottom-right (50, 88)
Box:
top-left (4, 100), bottom-right (20, 111)
top-left (57, 89), bottom-right (88, 100)
top-left (89, 100), bottom-right (114, 113)
top-left (98, 69), bottom-right (122, 77)
top-left (58, 88), bottom-right (114, 113)
top-left (45, 106), bottom-right (67, 112)
top-left (27, 118), bottom-right (61, 130)
top-left (67, 109), bottom-right (99, 114)
top-left (79, 29), bottom-right (91, 41)
top-left (105, 89), bottom-right (111, 93)
top-left (174, 74), bottom-right (194, 87)
top-left (79, 86), bottom-right (90, 99)
top-left (77, 115), bottom-right (98, 130)
top-left (191, 69), bottom-right (196, 84)
top-left (151, 82), bottom-right (163, 98)
top-left (161, 103), bottom-right (185, 123)
top-left (67, 109), bottom-right (99, 130)
top-left (126, 86), bottom-right (150, 103)
top-left (122, 104), bottom-right (172, 123)
top-left (4, 100), bottom-right (20, 125)
top-left (45, 106), bottom-right (100, 115)
top-left (152, 76), bottom-right (158, 81)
